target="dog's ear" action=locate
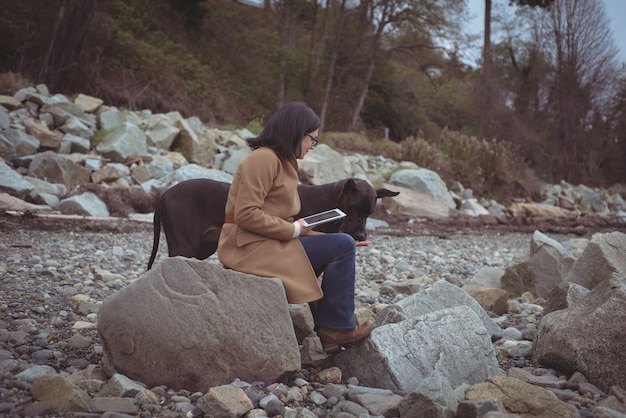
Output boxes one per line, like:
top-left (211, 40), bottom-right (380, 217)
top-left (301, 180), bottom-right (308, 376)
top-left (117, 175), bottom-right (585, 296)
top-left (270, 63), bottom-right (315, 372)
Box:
top-left (342, 178), bottom-right (357, 194)
top-left (376, 188), bottom-right (399, 198)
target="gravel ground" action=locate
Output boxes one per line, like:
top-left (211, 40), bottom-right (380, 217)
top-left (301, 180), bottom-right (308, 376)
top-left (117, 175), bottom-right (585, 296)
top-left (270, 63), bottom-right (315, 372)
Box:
top-left (0, 213), bottom-right (613, 416)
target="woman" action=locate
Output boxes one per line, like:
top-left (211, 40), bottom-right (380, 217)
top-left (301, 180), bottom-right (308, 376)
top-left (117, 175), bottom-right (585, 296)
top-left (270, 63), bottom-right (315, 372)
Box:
top-left (217, 102), bottom-right (374, 353)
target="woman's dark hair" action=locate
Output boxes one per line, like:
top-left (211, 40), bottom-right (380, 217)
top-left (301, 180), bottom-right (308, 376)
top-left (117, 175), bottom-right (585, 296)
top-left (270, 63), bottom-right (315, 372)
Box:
top-left (247, 102), bottom-right (321, 160)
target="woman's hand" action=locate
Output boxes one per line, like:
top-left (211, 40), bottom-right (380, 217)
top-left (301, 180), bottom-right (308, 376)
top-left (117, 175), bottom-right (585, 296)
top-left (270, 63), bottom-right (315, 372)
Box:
top-left (294, 219), bottom-right (370, 244)
top-left (296, 219), bottom-right (314, 236)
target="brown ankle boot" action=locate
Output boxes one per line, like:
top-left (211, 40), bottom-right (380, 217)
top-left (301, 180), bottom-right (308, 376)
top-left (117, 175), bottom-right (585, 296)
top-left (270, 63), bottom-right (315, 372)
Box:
top-left (317, 320), bottom-right (375, 353)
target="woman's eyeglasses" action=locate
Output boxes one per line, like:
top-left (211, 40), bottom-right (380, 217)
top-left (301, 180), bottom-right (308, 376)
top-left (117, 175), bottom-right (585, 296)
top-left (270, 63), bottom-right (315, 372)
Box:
top-left (305, 133), bottom-right (319, 146)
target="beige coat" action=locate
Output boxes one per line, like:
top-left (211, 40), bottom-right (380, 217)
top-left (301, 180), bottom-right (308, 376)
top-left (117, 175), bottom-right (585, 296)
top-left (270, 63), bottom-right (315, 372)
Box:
top-left (217, 147), bottom-right (323, 304)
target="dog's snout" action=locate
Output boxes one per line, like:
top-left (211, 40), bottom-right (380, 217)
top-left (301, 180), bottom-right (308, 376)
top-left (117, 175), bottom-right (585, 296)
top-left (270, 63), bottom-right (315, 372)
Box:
top-left (340, 213), bottom-right (368, 242)
top-left (354, 233), bottom-right (367, 242)
top-left (344, 226), bottom-right (367, 242)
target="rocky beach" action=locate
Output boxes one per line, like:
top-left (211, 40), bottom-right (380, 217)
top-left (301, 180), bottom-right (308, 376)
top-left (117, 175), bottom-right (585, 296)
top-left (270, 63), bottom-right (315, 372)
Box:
top-left (1, 213), bottom-right (625, 417)
top-left (1, 85), bottom-right (626, 417)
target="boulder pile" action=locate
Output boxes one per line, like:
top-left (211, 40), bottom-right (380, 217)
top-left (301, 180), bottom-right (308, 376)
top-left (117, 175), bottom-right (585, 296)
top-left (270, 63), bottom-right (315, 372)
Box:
top-left (1, 84), bottom-right (625, 222)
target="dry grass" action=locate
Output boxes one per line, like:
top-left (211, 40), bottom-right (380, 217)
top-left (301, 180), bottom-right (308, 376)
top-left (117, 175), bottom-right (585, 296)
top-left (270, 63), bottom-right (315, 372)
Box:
top-left (74, 184), bottom-right (159, 218)
top-left (0, 72), bottom-right (32, 95)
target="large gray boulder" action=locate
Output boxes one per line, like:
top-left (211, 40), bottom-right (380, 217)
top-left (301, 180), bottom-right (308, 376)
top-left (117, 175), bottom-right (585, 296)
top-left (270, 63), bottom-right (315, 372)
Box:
top-left (0, 193), bottom-right (50, 212)
top-left (0, 128), bottom-right (40, 160)
top-left (389, 168), bottom-right (455, 209)
top-left (59, 116), bottom-right (95, 139)
top-left (91, 163), bottom-right (131, 184)
top-left (97, 106), bottom-right (125, 131)
top-left (525, 230), bottom-right (575, 298)
top-left (219, 147), bottom-right (251, 175)
top-left (96, 122), bottom-right (148, 163)
top-left (22, 120), bottom-right (61, 148)
top-left (298, 144), bottom-right (353, 185)
top-left (144, 112), bottom-right (182, 150)
top-left (501, 231), bottom-right (576, 298)
top-left (27, 151), bottom-right (92, 193)
top-left (542, 282), bottom-right (589, 316)
top-left (465, 266), bottom-right (505, 289)
top-left (173, 116), bottom-right (216, 166)
top-left (74, 93), bottom-right (104, 113)
top-left (390, 169), bottom-right (449, 198)
top-left (565, 231), bottom-right (626, 290)
top-left (41, 95), bottom-right (97, 126)
top-left (97, 258), bottom-right (301, 392)
top-left (0, 95), bottom-right (21, 112)
top-left (392, 279), bottom-right (502, 340)
top-left (381, 168), bottom-right (455, 219)
top-left (532, 272), bottom-right (626, 392)
top-left (332, 305), bottom-right (502, 392)
top-left (0, 161), bottom-right (34, 195)
top-left (379, 183), bottom-right (451, 219)
top-left (61, 133), bottom-right (91, 154)
top-left (397, 372), bottom-right (458, 418)
top-left (58, 192), bottom-right (110, 217)
top-left (25, 177), bottom-right (67, 204)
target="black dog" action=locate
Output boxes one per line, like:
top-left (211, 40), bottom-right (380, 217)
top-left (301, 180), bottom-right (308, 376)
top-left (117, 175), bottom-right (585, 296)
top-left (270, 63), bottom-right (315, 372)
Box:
top-left (147, 178), bottom-right (399, 269)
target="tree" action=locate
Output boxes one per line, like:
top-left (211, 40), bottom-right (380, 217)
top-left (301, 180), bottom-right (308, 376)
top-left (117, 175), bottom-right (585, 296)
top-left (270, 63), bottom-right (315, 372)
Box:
top-left (480, 0), bottom-right (492, 135)
top-left (487, 4), bottom-right (554, 168)
top-left (606, 70), bottom-right (626, 183)
top-left (479, 0), bottom-right (553, 137)
top-left (275, 0), bottom-right (297, 107)
top-left (319, 0), bottom-right (349, 131)
top-left (541, 0), bottom-right (620, 182)
top-left (39, 0), bottom-right (98, 91)
top-left (345, 0), bottom-right (463, 132)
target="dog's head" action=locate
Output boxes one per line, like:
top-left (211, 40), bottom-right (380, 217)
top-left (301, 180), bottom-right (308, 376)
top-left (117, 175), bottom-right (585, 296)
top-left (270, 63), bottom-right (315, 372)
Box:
top-left (334, 178), bottom-right (399, 241)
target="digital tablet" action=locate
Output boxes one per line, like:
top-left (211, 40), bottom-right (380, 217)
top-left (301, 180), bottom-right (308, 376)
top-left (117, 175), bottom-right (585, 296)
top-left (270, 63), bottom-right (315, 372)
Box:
top-left (302, 208), bottom-right (347, 227)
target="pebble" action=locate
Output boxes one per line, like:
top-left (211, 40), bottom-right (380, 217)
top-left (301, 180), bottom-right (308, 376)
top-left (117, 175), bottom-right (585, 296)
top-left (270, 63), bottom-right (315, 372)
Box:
top-left (0, 221), bottom-right (620, 416)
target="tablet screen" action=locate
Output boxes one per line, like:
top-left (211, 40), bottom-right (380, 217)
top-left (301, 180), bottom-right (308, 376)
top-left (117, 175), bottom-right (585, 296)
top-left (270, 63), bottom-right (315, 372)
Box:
top-left (302, 208), bottom-right (346, 227)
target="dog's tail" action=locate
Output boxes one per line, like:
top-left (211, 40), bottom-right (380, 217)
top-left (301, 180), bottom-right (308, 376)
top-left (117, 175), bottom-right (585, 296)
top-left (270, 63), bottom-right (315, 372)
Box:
top-left (147, 198), bottom-right (162, 270)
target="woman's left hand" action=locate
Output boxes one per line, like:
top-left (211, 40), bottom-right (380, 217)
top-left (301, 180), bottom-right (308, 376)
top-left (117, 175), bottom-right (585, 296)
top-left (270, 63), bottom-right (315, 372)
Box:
top-left (296, 219), bottom-right (314, 236)
top-left (356, 240), bottom-right (371, 247)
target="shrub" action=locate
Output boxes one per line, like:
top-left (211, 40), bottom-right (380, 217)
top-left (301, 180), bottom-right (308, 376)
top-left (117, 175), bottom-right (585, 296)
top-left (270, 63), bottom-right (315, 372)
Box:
top-left (330, 127), bottom-right (542, 203)
top-left (320, 132), bottom-right (376, 153)
top-left (431, 128), bottom-right (542, 202)
top-left (396, 133), bottom-right (450, 176)
top-left (373, 138), bottom-right (402, 158)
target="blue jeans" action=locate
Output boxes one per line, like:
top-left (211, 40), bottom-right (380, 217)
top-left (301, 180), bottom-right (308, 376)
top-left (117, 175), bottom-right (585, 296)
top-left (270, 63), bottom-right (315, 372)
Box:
top-left (299, 233), bottom-right (356, 331)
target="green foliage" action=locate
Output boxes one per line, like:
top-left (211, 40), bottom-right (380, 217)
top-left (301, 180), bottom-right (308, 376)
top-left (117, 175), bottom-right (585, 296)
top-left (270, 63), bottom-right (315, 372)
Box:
top-left (245, 118), bottom-right (264, 136)
top-left (89, 0), bottom-right (220, 116)
top-left (89, 128), bottom-right (115, 148)
top-left (363, 62), bottom-right (425, 141)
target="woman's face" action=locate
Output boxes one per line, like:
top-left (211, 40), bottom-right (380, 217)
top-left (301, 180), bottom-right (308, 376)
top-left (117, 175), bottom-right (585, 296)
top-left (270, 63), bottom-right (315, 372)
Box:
top-left (298, 129), bottom-right (319, 159)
